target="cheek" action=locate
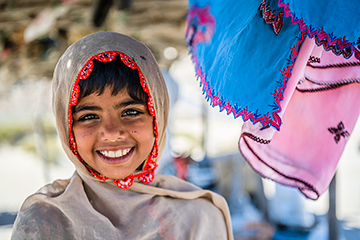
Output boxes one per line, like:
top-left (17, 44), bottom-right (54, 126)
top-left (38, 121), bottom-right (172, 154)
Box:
top-left (131, 118), bottom-right (154, 137)
top-left (80, 132), bottom-right (93, 138)
top-left (73, 127), bottom-right (95, 149)
top-left (131, 128), bottom-right (154, 140)
top-left (74, 128), bottom-right (87, 139)
top-left (131, 122), bottom-right (155, 145)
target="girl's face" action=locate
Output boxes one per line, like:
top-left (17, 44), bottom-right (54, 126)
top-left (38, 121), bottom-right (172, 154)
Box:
top-left (72, 87), bottom-right (155, 179)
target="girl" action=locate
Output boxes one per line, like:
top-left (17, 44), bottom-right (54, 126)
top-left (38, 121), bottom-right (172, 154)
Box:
top-left (11, 32), bottom-right (233, 239)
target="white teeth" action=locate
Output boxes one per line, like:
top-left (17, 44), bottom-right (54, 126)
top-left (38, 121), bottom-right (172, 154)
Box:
top-left (100, 148), bottom-right (131, 158)
top-left (122, 149), bottom-right (128, 156)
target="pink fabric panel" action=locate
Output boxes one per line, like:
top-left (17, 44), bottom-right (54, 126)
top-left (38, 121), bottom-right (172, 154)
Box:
top-left (240, 37), bottom-right (360, 200)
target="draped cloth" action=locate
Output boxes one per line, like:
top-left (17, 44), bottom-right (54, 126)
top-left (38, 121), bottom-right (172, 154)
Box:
top-left (186, 0), bottom-right (360, 199)
top-left (11, 32), bottom-right (233, 239)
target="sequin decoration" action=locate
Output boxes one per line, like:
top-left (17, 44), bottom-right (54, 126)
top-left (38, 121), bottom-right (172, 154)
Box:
top-left (114, 178), bottom-right (134, 189)
top-left (70, 84), bottom-right (80, 105)
top-left (119, 53), bottom-right (137, 69)
top-left (139, 172), bottom-right (155, 184)
top-left (68, 51), bottom-right (159, 187)
top-left (144, 159), bottom-right (158, 172)
top-left (86, 165), bottom-right (109, 181)
top-left (79, 61), bottom-right (94, 80)
top-left (94, 52), bottom-right (117, 62)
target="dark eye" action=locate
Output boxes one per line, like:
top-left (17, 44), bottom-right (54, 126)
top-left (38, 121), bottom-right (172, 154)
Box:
top-left (78, 114), bottom-right (99, 122)
top-left (122, 109), bottom-right (141, 117)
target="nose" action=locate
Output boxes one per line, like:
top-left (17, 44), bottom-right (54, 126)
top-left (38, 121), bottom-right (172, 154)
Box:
top-left (100, 116), bottom-right (126, 142)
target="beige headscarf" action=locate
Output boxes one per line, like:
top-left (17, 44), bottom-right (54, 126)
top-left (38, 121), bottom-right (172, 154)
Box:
top-left (11, 32), bottom-right (233, 240)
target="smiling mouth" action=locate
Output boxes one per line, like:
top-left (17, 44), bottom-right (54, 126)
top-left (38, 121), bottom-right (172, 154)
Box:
top-left (99, 148), bottom-right (132, 158)
top-left (97, 147), bottom-right (134, 164)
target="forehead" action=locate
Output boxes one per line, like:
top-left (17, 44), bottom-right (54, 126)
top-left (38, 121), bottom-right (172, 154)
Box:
top-left (76, 87), bottom-right (136, 106)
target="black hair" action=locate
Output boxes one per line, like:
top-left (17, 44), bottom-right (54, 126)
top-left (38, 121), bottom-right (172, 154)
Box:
top-left (78, 54), bottom-right (148, 105)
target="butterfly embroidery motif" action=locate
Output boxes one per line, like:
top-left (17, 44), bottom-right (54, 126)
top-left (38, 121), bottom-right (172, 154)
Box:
top-left (328, 121), bottom-right (350, 144)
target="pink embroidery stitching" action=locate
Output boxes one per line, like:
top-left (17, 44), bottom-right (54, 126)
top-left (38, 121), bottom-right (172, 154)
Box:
top-left (260, 0), bottom-right (284, 35)
top-left (68, 51), bottom-right (159, 188)
top-left (189, 31), bottom-right (307, 130)
top-left (278, 0), bottom-right (356, 60)
top-left (185, 4), bottom-right (216, 46)
top-left (354, 37), bottom-right (360, 60)
top-left (240, 136), bottom-right (319, 200)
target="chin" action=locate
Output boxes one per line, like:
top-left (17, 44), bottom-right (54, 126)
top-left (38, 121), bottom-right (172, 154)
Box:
top-left (102, 170), bottom-right (132, 180)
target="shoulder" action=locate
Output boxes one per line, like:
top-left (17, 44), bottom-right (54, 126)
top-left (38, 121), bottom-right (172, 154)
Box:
top-left (187, 198), bottom-right (228, 239)
top-left (11, 177), bottom-right (75, 240)
top-left (11, 201), bottom-right (74, 240)
top-left (147, 191), bottom-right (228, 239)
top-left (150, 174), bottom-right (202, 191)
top-left (147, 175), bottom-right (229, 216)
top-left (146, 175), bottom-right (229, 239)
top-left (36, 178), bottom-right (72, 197)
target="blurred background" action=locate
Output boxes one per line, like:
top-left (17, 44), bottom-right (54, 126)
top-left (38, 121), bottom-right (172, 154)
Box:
top-left (0, 0), bottom-right (360, 239)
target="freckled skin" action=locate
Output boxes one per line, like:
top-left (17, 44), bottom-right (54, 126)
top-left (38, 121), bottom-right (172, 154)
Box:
top-left (72, 87), bottom-right (155, 179)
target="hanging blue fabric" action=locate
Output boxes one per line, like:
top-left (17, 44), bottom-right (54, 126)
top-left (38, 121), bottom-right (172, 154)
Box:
top-left (186, 0), bottom-right (360, 130)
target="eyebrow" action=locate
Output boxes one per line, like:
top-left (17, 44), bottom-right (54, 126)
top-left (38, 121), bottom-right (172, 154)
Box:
top-left (72, 105), bottom-right (102, 113)
top-left (114, 99), bottom-right (146, 109)
top-left (72, 99), bottom-right (146, 113)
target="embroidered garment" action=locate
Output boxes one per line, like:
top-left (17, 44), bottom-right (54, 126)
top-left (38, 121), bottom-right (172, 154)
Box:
top-left (240, 41), bottom-right (360, 200)
top-left (11, 32), bottom-right (233, 239)
top-left (186, 0), bottom-right (360, 199)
